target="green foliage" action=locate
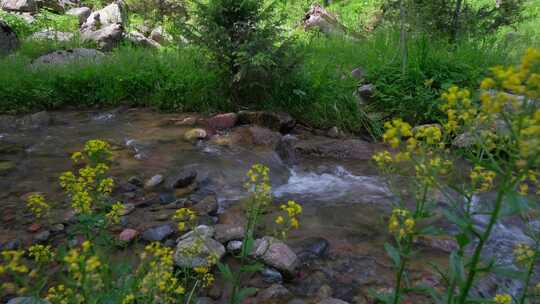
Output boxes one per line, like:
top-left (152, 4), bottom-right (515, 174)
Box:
top-left (0, 10), bottom-right (79, 39)
top-left (0, 46), bottom-right (227, 114)
top-left (184, 0), bottom-right (296, 106)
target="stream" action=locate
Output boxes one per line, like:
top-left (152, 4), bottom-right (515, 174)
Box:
top-left (0, 108), bottom-right (536, 303)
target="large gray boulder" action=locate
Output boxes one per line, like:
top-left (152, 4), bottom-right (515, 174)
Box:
top-left (81, 1), bottom-right (126, 31)
top-left (1, 0), bottom-right (36, 12)
top-left (30, 29), bottom-right (74, 41)
top-left (81, 23), bottom-right (123, 51)
top-left (66, 6), bottom-right (91, 25)
top-left (0, 20), bottom-right (18, 55)
top-left (31, 48), bottom-right (104, 66)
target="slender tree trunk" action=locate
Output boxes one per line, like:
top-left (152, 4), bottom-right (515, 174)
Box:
top-left (399, 0), bottom-right (408, 75)
top-left (450, 0), bottom-right (464, 43)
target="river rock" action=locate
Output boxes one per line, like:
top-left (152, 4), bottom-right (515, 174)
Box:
top-left (261, 267), bottom-right (283, 284)
top-left (30, 29), bottom-right (74, 41)
top-left (184, 128), bottom-right (207, 141)
top-left (237, 111), bottom-right (296, 134)
top-left (145, 174), bottom-right (164, 189)
top-left (257, 284), bottom-right (292, 302)
top-left (1, 0), bottom-right (36, 12)
top-left (174, 235), bottom-right (225, 268)
top-left (31, 48), bottom-right (104, 66)
top-left (81, 23), bottom-right (123, 51)
top-left (142, 224), bottom-right (173, 242)
top-left (0, 20), bottom-right (19, 55)
top-left (7, 297), bottom-right (50, 304)
top-left (214, 224), bottom-right (244, 243)
top-left (119, 228), bottom-right (138, 242)
top-left (356, 84), bottom-right (375, 106)
top-left (193, 195), bottom-right (218, 216)
top-left (168, 168), bottom-right (197, 189)
top-left (249, 126), bottom-right (281, 147)
top-left (351, 67), bottom-right (365, 80)
top-left (276, 136), bottom-right (375, 161)
top-left (81, 0), bottom-right (126, 30)
top-left (33, 230), bottom-right (50, 243)
top-left (66, 6), bottom-right (91, 25)
top-left (208, 113), bottom-right (238, 130)
top-left (227, 240), bottom-right (242, 253)
top-left (318, 298), bottom-right (350, 304)
top-left (1, 239), bottom-right (21, 250)
top-left (252, 236), bottom-right (299, 276)
top-left (126, 31), bottom-right (161, 48)
top-left (295, 237), bottom-right (330, 262)
top-left (179, 225), bottom-right (215, 240)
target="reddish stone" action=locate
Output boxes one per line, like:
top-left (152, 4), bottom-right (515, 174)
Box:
top-left (208, 113), bottom-right (238, 130)
top-left (118, 228), bottom-right (139, 242)
top-left (28, 223), bottom-right (42, 233)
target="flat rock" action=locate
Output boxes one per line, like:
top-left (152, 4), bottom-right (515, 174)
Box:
top-left (208, 113), bottom-right (238, 130)
top-left (142, 224), bottom-right (173, 242)
top-left (214, 224), bottom-right (244, 243)
top-left (31, 48), bottom-right (104, 66)
top-left (192, 195), bottom-right (218, 216)
top-left (237, 111), bottom-right (296, 134)
top-left (257, 284), bottom-right (292, 302)
top-left (276, 136), bottom-right (375, 162)
top-left (178, 225), bottom-right (215, 240)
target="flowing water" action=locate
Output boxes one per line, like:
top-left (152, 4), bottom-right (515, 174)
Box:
top-left (0, 108), bottom-right (534, 302)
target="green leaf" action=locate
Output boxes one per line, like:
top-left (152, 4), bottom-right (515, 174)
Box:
top-left (242, 236), bottom-right (255, 257)
top-left (456, 233), bottom-right (470, 249)
top-left (217, 262), bottom-right (234, 282)
top-left (449, 251), bottom-right (465, 285)
top-left (442, 208), bottom-right (469, 230)
top-left (234, 287), bottom-right (258, 304)
top-left (501, 191), bottom-right (534, 216)
top-left (384, 242), bottom-right (401, 267)
top-left (240, 262), bottom-right (264, 273)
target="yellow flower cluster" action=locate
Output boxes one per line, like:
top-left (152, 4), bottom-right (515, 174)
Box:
top-left (26, 193), bottom-right (50, 219)
top-left (193, 264), bottom-right (216, 288)
top-left (46, 284), bottom-right (82, 304)
top-left (382, 119), bottom-right (412, 148)
top-left (122, 294), bottom-right (136, 304)
top-left (84, 139), bottom-right (113, 164)
top-left (0, 250), bottom-right (28, 274)
top-left (470, 166), bottom-right (497, 193)
top-left (63, 241), bottom-right (103, 288)
top-left (388, 208), bottom-right (415, 240)
top-left (518, 109), bottom-right (540, 163)
top-left (173, 208), bottom-right (197, 232)
top-left (245, 164), bottom-right (272, 207)
top-left (414, 124), bottom-right (443, 147)
top-left (28, 244), bottom-right (55, 263)
top-left (514, 243), bottom-right (535, 266)
top-left (493, 293), bottom-right (512, 304)
top-left (106, 202), bottom-right (125, 225)
top-left (139, 243), bottom-right (186, 303)
top-left (441, 86), bottom-right (477, 134)
top-left (275, 200), bottom-right (302, 239)
top-left (60, 140), bottom-right (115, 215)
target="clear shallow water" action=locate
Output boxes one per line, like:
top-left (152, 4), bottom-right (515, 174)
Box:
top-left (0, 108), bottom-right (533, 300)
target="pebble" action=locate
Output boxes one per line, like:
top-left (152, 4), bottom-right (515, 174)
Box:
top-left (145, 174), bottom-right (164, 189)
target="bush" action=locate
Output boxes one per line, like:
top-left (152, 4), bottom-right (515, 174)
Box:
top-left (183, 0), bottom-right (297, 106)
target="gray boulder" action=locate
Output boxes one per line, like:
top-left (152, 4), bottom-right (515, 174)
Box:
top-left (1, 0), bottom-right (36, 12)
top-left (30, 29), bottom-right (74, 42)
top-left (150, 25), bottom-right (173, 44)
top-left (81, 1), bottom-right (126, 31)
top-left (81, 23), bottom-right (123, 51)
top-left (66, 6), bottom-right (91, 25)
top-left (174, 235), bottom-right (225, 268)
top-left (0, 20), bottom-right (18, 55)
top-left (125, 31), bottom-right (160, 48)
top-left (31, 48), bottom-right (104, 66)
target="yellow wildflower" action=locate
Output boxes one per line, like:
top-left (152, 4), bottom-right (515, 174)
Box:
top-left (493, 294), bottom-right (512, 304)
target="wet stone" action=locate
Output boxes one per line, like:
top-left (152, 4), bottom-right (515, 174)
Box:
top-left (214, 224), bottom-right (245, 243)
top-left (227, 240), bottom-right (243, 253)
top-left (295, 237), bottom-right (330, 262)
top-left (33, 230), bottom-right (51, 243)
top-left (128, 176), bottom-right (144, 187)
top-left (1, 239), bottom-right (21, 250)
top-left (142, 224), bottom-right (174, 242)
top-left (192, 195), bottom-right (218, 216)
top-left (261, 267), bottom-right (283, 284)
top-left (159, 192), bottom-right (176, 205)
top-left (145, 174), bottom-right (164, 189)
top-left (51, 223), bottom-right (64, 233)
top-left (118, 228), bottom-right (138, 242)
top-left (168, 168), bottom-right (197, 189)
top-left (257, 284), bottom-right (292, 302)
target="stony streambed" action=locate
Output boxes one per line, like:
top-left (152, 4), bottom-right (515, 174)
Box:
top-left (0, 108), bottom-right (531, 303)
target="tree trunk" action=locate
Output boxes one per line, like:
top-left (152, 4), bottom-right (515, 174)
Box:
top-left (450, 0), bottom-right (464, 43)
